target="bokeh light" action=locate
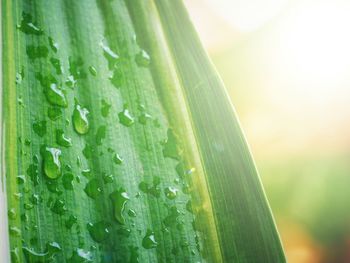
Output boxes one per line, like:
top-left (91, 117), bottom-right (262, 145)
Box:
top-left (186, 0), bottom-right (350, 262)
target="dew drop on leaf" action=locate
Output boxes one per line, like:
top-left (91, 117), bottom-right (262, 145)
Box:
top-left (32, 120), bottom-right (47, 137)
top-left (142, 230), bottom-right (158, 249)
top-left (43, 147), bottom-right (62, 179)
top-left (164, 186), bottom-right (178, 200)
top-left (51, 199), bottom-right (67, 215)
top-left (84, 179), bottom-right (102, 199)
top-left (73, 104), bottom-right (90, 134)
top-left (135, 50), bottom-right (151, 67)
top-left (118, 108), bottom-right (134, 127)
top-left (17, 13), bottom-right (43, 35)
top-left (56, 129), bottom-right (72, 148)
top-left (110, 189), bottom-right (129, 224)
top-left (87, 221), bottom-right (111, 243)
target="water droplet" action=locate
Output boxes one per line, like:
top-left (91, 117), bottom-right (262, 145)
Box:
top-left (48, 37), bottom-right (59, 52)
top-left (113, 153), bottom-right (123, 165)
top-left (117, 227), bottom-right (131, 237)
top-left (118, 108), bottom-right (134, 127)
top-left (73, 104), bottom-right (90, 134)
top-left (110, 189), bottom-right (129, 224)
top-left (101, 99), bottom-right (111, 117)
top-left (26, 45), bottom-right (49, 59)
top-left (103, 174), bottom-right (114, 184)
top-left (15, 68), bottom-right (24, 84)
top-left (16, 175), bottom-right (26, 185)
top-left (17, 13), bottom-right (43, 35)
top-left (95, 125), bottom-right (106, 145)
top-left (11, 247), bottom-right (20, 263)
top-left (87, 221), bottom-right (111, 243)
top-left (129, 246), bottom-right (139, 263)
top-left (48, 107), bottom-right (62, 120)
top-left (27, 159), bottom-right (39, 185)
top-left (32, 120), bottom-right (46, 137)
top-left (65, 75), bottom-right (77, 88)
top-left (163, 129), bottom-right (182, 160)
top-left (135, 50), bottom-right (150, 67)
top-left (43, 147), bottom-right (62, 179)
top-left (142, 230), bottom-right (158, 249)
top-left (101, 41), bottom-right (119, 69)
top-left (46, 179), bottom-right (62, 194)
top-left (66, 215), bottom-right (77, 229)
top-left (139, 112), bottom-right (152, 125)
top-left (24, 203), bottom-right (34, 210)
top-left (44, 83), bottom-right (67, 108)
top-left (56, 129), bottom-right (72, 147)
top-left (164, 186), bottom-right (178, 200)
top-left (69, 56), bottom-right (86, 80)
top-left (88, 66), bottom-right (97, 76)
top-left (9, 226), bottom-right (21, 237)
top-left (128, 209), bottom-right (136, 218)
top-left (68, 249), bottom-right (93, 263)
top-left (8, 208), bottom-right (17, 220)
top-left (51, 199), bottom-right (67, 215)
top-left (62, 173), bottom-right (75, 190)
top-left (186, 200), bottom-right (193, 213)
top-left (30, 193), bottom-right (41, 205)
top-left (50, 57), bottom-right (63, 75)
top-left (163, 206), bottom-right (181, 227)
top-left (84, 179), bottom-right (102, 199)
top-left (109, 68), bottom-right (123, 88)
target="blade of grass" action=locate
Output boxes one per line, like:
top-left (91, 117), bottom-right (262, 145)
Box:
top-left (2, 0), bottom-right (285, 262)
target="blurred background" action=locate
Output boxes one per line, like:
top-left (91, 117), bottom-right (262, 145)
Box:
top-left (185, 0), bottom-right (350, 262)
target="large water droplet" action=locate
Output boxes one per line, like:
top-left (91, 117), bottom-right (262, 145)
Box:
top-left (43, 147), bottom-right (62, 179)
top-left (73, 104), bottom-right (90, 134)
top-left (87, 221), bottom-right (111, 243)
top-left (142, 230), bottom-right (158, 249)
top-left (110, 189), bottom-right (129, 224)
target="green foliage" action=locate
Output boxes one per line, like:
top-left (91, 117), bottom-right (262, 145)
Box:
top-left (2, 0), bottom-right (285, 262)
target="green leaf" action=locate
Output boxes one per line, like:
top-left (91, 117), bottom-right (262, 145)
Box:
top-left (2, 0), bottom-right (285, 262)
